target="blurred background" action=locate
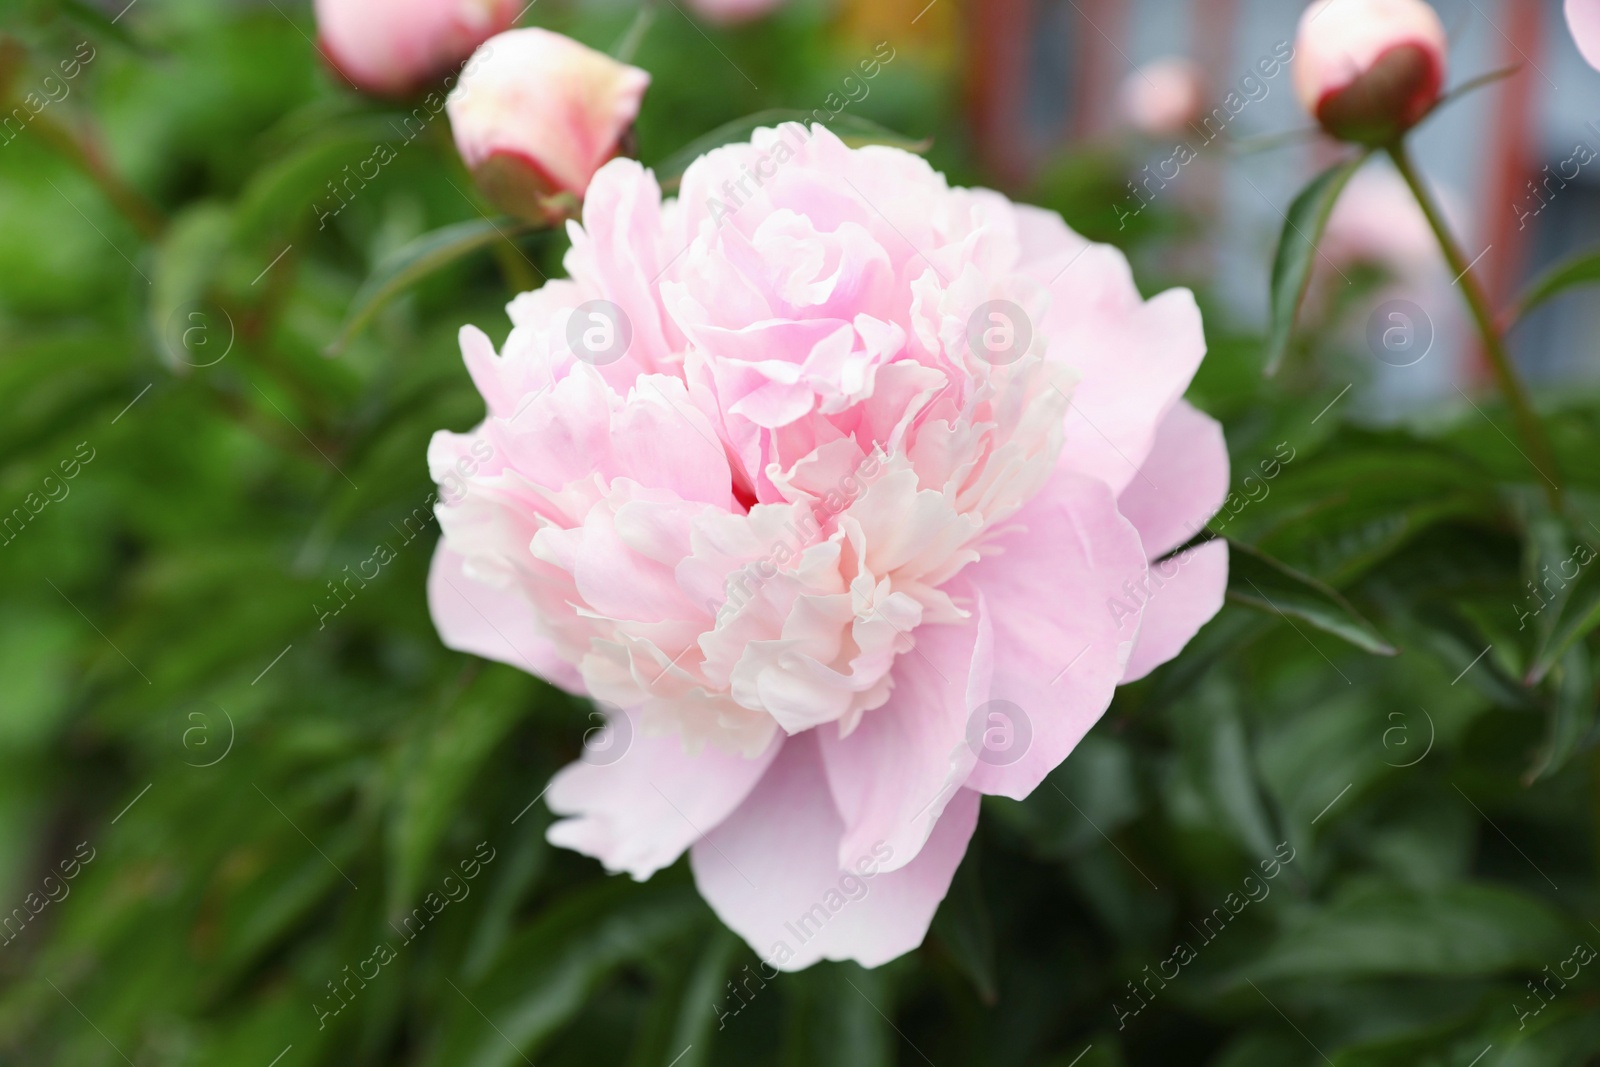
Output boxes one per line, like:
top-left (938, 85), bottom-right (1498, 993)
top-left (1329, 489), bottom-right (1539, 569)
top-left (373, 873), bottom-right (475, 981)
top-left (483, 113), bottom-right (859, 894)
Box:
top-left (3, 0), bottom-right (1600, 1064)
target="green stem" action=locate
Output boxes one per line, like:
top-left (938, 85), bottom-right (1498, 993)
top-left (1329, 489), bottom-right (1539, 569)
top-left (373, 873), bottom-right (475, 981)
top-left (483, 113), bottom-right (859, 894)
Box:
top-left (1386, 141), bottom-right (1562, 509)
top-left (28, 109), bottom-right (166, 240)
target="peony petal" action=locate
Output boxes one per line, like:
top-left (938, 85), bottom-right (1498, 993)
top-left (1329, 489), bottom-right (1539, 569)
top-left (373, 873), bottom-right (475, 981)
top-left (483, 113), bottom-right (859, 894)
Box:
top-left (959, 469), bottom-right (1149, 800)
top-left (547, 712), bottom-right (781, 880)
top-left (1034, 244), bottom-right (1207, 496)
top-left (427, 542), bottom-right (586, 693)
top-left (1120, 538), bottom-right (1229, 683)
top-left (691, 731), bottom-right (980, 971)
top-left (817, 606), bottom-right (989, 873)
top-left (1115, 399), bottom-right (1229, 559)
top-left (1572, 0), bottom-right (1600, 69)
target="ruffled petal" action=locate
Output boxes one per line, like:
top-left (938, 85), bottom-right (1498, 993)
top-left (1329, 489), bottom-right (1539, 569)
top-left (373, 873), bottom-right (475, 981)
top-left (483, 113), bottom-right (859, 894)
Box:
top-left (959, 469), bottom-right (1149, 800)
top-left (1121, 538), bottom-right (1229, 683)
top-left (427, 542), bottom-right (586, 694)
top-left (691, 731), bottom-right (980, 971)
top-left (1032, 244), bottom-right (1207, 495)
top-left (546, 711), bottom-right (781, 879)
top-left (1115, 398), bottom-right (1229, 559)
top-left (817, 605), bottom-right (990, 872)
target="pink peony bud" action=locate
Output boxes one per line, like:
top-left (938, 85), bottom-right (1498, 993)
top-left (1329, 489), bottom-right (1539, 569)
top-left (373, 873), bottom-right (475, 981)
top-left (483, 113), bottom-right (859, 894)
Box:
top-left (1568, 0), bottom-right (1600, 70)
top-left (1118, 57), bottom-right (1205, 138)
top-left (1293, 0), bottom-right (1448, 145)
top-left (314, 0), bottom-right (520, 97)
top-left (447, 28), bottom-right (650, 218)
top-left (684, 0), bottom-right (788, 25)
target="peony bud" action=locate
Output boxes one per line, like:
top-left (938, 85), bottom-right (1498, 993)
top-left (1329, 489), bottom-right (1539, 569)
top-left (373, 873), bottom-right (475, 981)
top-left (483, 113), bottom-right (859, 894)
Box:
top-left (1293, 0), bottom-right (1448, 145)
top-left (684, 0), bottom-right (788, 25)
top-left (446, 29), bottom-right (650, 219)
top-left (1568, 0), bottom-right (1600, 70)
top-left (314, 0), bottom-right (519, 97)
top-left (1118, 57), bottom-right (1205, 139)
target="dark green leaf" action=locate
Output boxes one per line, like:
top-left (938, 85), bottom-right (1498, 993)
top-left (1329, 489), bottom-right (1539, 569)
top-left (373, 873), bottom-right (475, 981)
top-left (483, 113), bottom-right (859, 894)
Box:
top-left (1227, 539), bottom-right (1398, 656)
top-left (385, 667), bottom-right (535, 919)
top-left (1262, 153), bottom-right (1370, 375)
top-left (1241, 882), bottom-right (1573, 981)
top-left (328, 216), bottom-right (535, 355)
top-left (1509, 247), bottom-right (1600, 329)
top-left (428, 882), bottom-right (705, 1067)
top-left (931, 845), bottom-right (997, 1003)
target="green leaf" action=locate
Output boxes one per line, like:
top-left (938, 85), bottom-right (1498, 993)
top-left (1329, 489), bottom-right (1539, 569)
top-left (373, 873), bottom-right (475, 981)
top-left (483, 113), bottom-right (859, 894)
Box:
top-left (931, 844), bottom-right (997, 1003)
top-left (1525, 645), bottom-right (1596, 783)
top-left (1523, 516), bottom-right (1600, 684)
top-left (1508, 247), bottom-right (1600, 327)
top-left (428, 881), bottom-right (705, 1067)
top-left (652, 111), bottom-right (930, 191)
top-left (57, 0), bottom-right (150, 53)
top-left (232, 121), bottom-right (399, 246)
top-left (148, 201), bottom-right (234, 372)
top-left (1241, 881), bottom-right (1574, 981)
top-left (666, 928), bottom-right (741, 1067)
top-left (327, 216), bottom-right (535, 355)
top-left (385, 667), bottom-right (535, 920)
top-left (782, 963), bottom-right (895, 1067)
top-left (1262, 153), bottom-right (1370, 375)
top-left (1227, 539), bottom-right (1398, 656)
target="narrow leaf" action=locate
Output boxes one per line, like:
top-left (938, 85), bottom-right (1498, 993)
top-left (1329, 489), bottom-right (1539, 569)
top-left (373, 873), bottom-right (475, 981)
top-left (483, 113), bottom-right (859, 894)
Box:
top-left (1507, 248), bottom-right (1600, 327)
top-left (1262, 153), bottom-right (1369, 375)
top-left (1227, 539), bottom-right (1398, 656)
top-left (328, 216), bottom-right (534, 355)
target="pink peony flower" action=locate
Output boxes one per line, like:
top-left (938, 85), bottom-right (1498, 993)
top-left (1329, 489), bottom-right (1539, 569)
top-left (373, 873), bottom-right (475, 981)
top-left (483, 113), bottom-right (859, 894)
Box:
top-left (1119, 57), bottom-right (1205, 139)
top-left (1568, 0), bottom-right (1600, 70)
top-left (1293, 0), bottom-right (1448, 145)
top-left (447, 29), bottom-right (651, 218)
top-left (314, 0), bottom-right (519, 97)
top-left (427, 123), bottom-right (1229, 969)
top-left (1322, 166), bottom-right (1441, 278)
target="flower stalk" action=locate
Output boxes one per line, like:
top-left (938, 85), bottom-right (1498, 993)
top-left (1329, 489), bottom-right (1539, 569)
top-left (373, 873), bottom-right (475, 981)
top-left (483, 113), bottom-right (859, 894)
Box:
top-left (1386, 140), bottom-right (1562, 509)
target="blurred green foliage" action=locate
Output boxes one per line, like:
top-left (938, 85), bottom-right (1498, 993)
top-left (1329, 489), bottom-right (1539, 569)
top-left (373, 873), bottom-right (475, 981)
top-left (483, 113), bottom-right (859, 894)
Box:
top-left (1, 0), bottom-right (1598, 1064)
